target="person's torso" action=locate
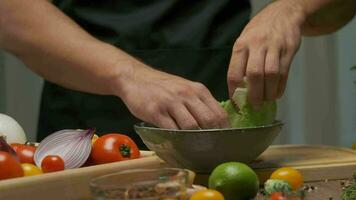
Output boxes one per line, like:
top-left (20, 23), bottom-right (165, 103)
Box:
top-left (53, 0), bottom-right (251, 50)
top-left (38, 0), bottom-right (251, 145)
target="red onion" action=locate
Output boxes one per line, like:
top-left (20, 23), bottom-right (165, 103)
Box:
top-left (0, 135), bottom-right (18, 159)
top-left (34, 129), bottom-right (95, 169)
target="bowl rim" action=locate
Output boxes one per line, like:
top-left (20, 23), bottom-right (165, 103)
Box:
top-left (134, 120), bottom-right (283, 133)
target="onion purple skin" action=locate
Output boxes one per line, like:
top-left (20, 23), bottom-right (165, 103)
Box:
top-left (34, 128), bottom-right (95, 169)
top-left (0, 135), bottom-right (19, 160)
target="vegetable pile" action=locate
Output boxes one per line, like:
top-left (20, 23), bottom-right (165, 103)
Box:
top-left (0, 126), bottom-right (140, 181)
top-left (188, 162), bottom-right (307, 200)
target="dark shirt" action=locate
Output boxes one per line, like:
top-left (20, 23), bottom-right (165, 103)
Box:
top-left (38, 0), bottom-right (251, 148)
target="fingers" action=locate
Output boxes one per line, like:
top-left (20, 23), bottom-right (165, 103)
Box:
top-left (184, 99), bottom-right (219, 129)
top-left (167, 83), bottom-right (230, 130)
top-left (246, 48), bottom-right (267, 107)
top-left (153, 112), bottom-right (179, 130)
top-left (167, 104), bottom-right (200, 130)
top-left (200, 96), bottom-right (230, 128)
top-left (264, 49), bottom-right (281, 101)
top-left (277, 52), bottom-right (293, 98)
top-left (227, 47), bottom-right (248, 98)
top-left (229, 45), bottom-right (292, 104)
top-left (191, 84), bottom-right (230, 129)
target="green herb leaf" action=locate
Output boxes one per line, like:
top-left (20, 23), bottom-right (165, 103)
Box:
top-left (264, 179), bottom-right (292, 195)
top-left (342, 183), bottom-right (356, 200)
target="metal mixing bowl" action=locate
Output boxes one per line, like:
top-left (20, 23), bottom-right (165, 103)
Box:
top-left (134, 121), bottom-right (283, 173)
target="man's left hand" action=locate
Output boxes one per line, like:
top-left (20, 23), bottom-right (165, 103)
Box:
top-left (228, 0), bottom-right (307, 107)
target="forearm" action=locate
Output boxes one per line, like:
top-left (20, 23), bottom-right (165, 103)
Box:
top-left (0, 0), bottom-right (139, 96)
top-left (298, 0), bottom-right (356, 35)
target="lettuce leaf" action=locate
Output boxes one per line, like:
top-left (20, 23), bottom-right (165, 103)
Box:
top-left (220, 88), bottom-right (277, 128)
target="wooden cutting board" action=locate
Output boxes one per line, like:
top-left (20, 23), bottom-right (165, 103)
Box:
top-left (252, 144), bottom-right (356, 182)
top-left (195, 145), bottom-right (356, 185)
top-left (0, 151), bottom-right (162, 200)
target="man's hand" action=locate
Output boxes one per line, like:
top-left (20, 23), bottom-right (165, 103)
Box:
top-left (113, 62), bottom-right (230, 130)
top-left (228, 0), bottom-right (306, 107)
top-left (228, 0), bottom-right (355, 106)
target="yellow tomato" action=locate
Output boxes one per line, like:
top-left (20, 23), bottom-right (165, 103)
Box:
top-left (190, 189), bottom-right (225, 200)
top-left (92, 134), bottom-right (99, 145)
top-left (270, 167), bottom-right (303, 190)
top-left (21, 163), bottom-right (43, 176)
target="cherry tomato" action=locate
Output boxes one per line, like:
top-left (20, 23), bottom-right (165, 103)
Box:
top-left (41, 155), bottom-right (65, 173)
top-left (10, 143), bottom-right (22, 152)
top-left (269, 192), bottom-right (284, 200)
top-left (270, 167), bottom-right (304, 190)
top-left (0, 151), bottom-right (24, 180)
top-left (190, 189), bottom-right (225, 200)
top-left (21, 163), bottom-right (43, 176)
top-left (90, 133), bottom-right (140, 164)
top-left (15, 144), bottom-right (36, 164)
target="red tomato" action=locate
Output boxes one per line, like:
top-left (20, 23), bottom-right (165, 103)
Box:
top-left (0, 151), bottom-right (24, 180)
top-left (90, 133), bottom-right (140, 164)
top-left (15, 144), bottom-right (37, 164)
top-left (41, 155), bottom-right (65, 173)
top-left (269, 192), bottom-right (284, 200)
top-left (10, 143), bottom-right (22, 152)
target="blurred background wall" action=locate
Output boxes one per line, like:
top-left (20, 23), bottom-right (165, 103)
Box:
top-left (0, 0), bottom-right (355, 145)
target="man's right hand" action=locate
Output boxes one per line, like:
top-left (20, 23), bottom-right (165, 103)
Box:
top-left (113, 61), bottom-right (230, 130)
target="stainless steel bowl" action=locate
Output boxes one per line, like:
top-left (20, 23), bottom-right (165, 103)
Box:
top-left (134, 121), bottom-right (283, 173)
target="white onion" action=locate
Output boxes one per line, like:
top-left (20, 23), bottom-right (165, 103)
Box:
top-left (0, 113), bottom-right (27, 144)
top-left (34, 129), bottom-right (95, 169)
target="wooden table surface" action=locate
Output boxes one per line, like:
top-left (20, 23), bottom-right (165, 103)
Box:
top-left (256, 179), bottom-right (346, 200)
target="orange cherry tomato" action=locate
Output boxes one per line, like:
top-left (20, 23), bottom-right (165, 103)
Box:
top-left (190, 189), bottom-right (225, 200)
top-left (0, 151), bottom-right (24, 180)
top-left (41, 155), bottom-right (65, 173)
top-left (90, 134), bottom-right (140, 164)
top-left (270, 167), bottom-right (304, 190)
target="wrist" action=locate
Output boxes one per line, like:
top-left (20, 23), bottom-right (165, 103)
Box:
top-left (281, 0), bottom-right (309, 26)
top-left (108, 51), bottom-right (146, 100)
top-left (109, 57), bottom-right (134, 99)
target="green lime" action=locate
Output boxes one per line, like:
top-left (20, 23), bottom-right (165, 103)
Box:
top-left (208, 162), bottom-right (259, 200)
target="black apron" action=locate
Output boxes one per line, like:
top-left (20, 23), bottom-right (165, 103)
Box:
top-left (38, 0), bottom-right (251, 148)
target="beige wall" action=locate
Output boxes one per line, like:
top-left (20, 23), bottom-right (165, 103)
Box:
top-left (2, 53), bottom-right (43, 142)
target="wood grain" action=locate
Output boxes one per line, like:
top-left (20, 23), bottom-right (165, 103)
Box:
top-left (0, 151), bottom-right (161, 200)
top-left (252, 145), bottom-right (356, 182)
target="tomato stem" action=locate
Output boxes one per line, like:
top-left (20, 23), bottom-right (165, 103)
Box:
top-left (119, 144), bottom-right (131, 158)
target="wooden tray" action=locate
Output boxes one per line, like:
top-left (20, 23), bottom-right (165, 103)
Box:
top-left (252, 145), bottom-right (356, 182)
top-left (0, 151), bottom-right (162, 200)
top-left (195, 145), bottom-right (356, 185)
